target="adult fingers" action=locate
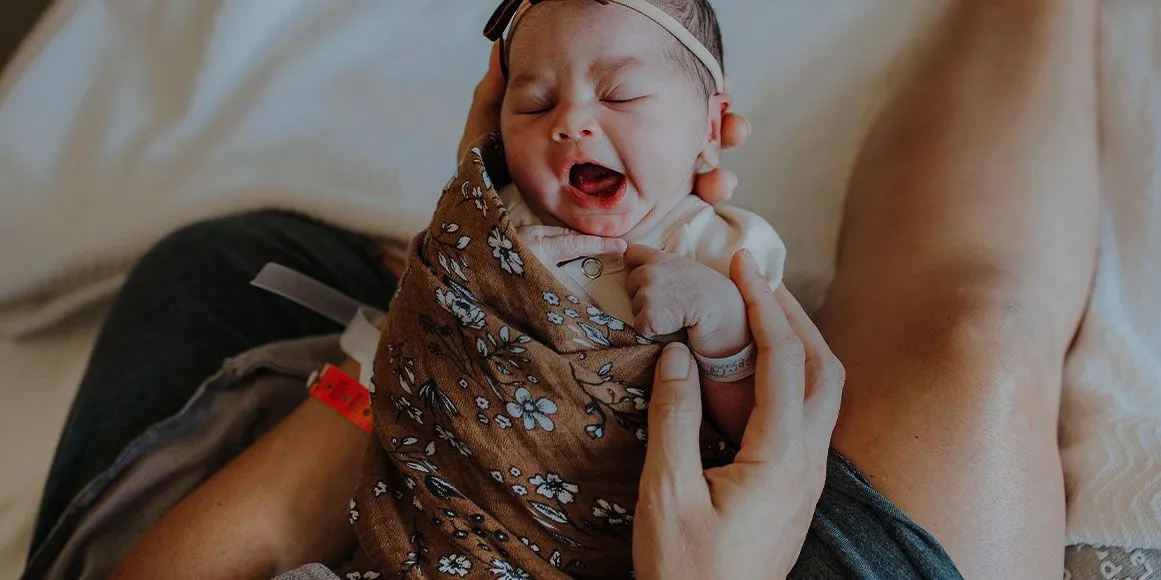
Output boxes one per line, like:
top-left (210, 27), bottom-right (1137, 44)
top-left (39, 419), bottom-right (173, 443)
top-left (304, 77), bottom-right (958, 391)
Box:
top-left (641, 343), bottom-right (710, 500)
top-left (721, 112), bottom-right (750, 151)
top-left (457, 43), bottom-right (507, 161)
top-left (729, 250), bottom-right (806, 463)
top-left (773, 287), bottom-right (844, 444)
top-left (517, 225), bottom-right (573, 245)
top-left (692, 112), bottom-right (748, 205)
top-left (693, 169), bottom-right (738, 205)
top-left (541, 234), bottom-right (626, 264)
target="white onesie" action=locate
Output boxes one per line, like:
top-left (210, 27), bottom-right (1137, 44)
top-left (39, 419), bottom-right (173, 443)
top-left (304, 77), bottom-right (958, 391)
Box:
top-left (499, 184), bottom-right (786, 325)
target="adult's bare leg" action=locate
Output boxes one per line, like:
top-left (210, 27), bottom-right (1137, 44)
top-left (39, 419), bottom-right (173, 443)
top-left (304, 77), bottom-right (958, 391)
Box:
top-left (817, 0), bottom-right (1099, 577)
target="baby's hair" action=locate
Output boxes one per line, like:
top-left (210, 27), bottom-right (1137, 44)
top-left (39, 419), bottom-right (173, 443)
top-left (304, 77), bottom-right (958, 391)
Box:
top-left (650, 0), bottom-right (724, 97)
top-left (505, 0), bottom-right (724, 97)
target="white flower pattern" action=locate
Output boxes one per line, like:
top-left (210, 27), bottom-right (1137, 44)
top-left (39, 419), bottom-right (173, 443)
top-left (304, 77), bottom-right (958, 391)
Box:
top-left (592, 498), bottom-right (633, 525)
top-left (437, 554), bottom-right (472, 576)
top-left (462, 181), bottom-right (486, 212)
top-left (490, 559), bottom-right (532, 580)
top-left (505, 388), bottom-right (558, 431)
top-left (529, 473), bottom-right (579, 504)
top-left (586, 306), bottom-right (625, 330)
top-left (488, 228), bottom-right (524, 276)
top-left (436, 287), bottom-right (486, 330)
top-left (345, 572), bottom-right (381, 580)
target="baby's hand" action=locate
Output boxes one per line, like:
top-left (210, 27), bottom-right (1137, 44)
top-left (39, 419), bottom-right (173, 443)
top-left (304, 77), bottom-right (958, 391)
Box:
top-left (517, 225), bottom-right (627, 268)
top-left (624, 245), bottom-right (750, 357)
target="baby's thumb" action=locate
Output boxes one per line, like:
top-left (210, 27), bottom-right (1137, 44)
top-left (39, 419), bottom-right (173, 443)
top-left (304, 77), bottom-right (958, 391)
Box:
top-left (642, 344), bottom-right (705, 487)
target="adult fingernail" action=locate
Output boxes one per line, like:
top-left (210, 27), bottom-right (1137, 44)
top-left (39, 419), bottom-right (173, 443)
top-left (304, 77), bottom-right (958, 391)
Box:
top-left (742, 248), bottom-right (758, 271)
top-left (727, 172), bottom-right (738, 190)
top-left (658, 343), bottom-right (691, 381)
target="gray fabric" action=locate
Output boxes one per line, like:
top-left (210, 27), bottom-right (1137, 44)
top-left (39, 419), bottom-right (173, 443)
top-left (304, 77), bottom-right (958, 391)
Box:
top-left (252, 262), bottom-right (365, 325)
top-left (275, 563), bottom-right (345, 580)
top-left (1065, 545), bottom-right (1161, 580)
top-left (27, 335), bottom-right (343, 580)
top-left (790, 453), bottom-right (961, 579)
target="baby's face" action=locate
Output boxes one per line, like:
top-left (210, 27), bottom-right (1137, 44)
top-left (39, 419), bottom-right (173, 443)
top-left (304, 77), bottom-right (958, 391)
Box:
top-left (500, 0), bottom-right (723, 239)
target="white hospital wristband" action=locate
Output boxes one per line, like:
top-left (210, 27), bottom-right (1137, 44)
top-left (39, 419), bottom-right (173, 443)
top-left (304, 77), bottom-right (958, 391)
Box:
top-left (692, 343), bottom-right (757, 383)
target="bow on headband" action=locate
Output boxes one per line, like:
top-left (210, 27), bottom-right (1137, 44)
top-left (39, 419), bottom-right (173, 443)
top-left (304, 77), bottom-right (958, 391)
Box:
top-left (482, 0), bottom-right (724, 94)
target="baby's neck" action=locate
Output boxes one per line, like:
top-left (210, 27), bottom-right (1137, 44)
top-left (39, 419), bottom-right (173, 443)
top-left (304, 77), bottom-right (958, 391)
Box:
top-left (619, 193), bottom-right (703, 244)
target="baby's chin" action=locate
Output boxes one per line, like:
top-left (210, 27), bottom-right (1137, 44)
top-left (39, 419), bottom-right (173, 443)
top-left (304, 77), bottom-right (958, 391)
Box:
top-left (557, 213), bottom-right (636, 239)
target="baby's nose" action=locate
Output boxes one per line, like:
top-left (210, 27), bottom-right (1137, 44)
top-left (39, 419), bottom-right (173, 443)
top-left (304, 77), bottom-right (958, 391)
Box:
top-left (552, 111), bottom-right (600, 143)
top-left (553, 126), bottom-right (595, 143)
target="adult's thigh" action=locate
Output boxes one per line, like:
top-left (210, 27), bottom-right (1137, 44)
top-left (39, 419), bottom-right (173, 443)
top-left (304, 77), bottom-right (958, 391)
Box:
top-left (819, 274), bottom-right (1065, 578)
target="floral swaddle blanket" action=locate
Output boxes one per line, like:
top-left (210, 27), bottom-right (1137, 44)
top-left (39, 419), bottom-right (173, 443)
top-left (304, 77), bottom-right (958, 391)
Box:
top-left (344, 134), bottom-right (733, 579)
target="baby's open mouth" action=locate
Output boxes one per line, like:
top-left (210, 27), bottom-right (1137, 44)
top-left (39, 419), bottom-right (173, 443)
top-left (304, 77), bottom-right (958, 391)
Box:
top-left (569, 163), bottom-right (625, 198)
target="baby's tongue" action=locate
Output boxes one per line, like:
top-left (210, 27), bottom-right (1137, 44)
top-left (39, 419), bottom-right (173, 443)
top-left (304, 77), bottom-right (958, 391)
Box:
top-left (570, 163), bottom-right (624, 197)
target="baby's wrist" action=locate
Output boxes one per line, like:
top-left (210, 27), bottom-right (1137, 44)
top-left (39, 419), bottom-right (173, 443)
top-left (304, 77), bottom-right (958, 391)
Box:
top-left (688, 310), bottom-right (750, 358)
top-left (689, 335), bottom-right (751, 359)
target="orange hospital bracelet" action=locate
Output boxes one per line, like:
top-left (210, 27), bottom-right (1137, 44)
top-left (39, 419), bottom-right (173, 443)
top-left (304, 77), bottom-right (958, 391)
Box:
top-left (308, 364), bottom-right (373, 434)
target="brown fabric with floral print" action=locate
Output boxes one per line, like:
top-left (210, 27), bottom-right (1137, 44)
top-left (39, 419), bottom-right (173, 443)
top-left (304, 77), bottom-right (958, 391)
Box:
top-left (344, 134), bottom-right (733, 579)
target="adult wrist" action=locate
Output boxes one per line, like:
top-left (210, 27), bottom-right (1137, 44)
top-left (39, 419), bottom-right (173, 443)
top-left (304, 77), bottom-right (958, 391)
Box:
top-left (306, 364), bottom-right (373, 434)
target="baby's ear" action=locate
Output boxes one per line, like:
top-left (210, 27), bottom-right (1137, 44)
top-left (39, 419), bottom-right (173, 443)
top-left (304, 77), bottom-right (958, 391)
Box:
top-left (699, 92), bottom-right (731, 170)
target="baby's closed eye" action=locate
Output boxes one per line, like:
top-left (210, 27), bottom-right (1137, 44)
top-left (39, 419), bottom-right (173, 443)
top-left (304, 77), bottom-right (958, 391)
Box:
top-left (512, 95), bottom-right (555, 115)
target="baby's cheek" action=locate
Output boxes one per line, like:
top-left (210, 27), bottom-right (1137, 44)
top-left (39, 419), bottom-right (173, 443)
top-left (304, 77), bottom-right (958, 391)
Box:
top-left (503, 140), bottom-right (540, 188)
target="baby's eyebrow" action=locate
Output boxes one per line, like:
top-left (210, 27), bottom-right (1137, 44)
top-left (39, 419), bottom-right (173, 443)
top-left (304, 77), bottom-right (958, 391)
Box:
top-left (508, 55), bottom-right (646, 91)
top-left (590, 55), bottom-right (645, 78)
top-left (509, 72), bottom-right (542, 91)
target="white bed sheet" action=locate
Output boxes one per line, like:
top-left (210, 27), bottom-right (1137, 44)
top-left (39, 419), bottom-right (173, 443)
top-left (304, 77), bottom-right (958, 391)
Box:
top-left (2, 1), bottom-right (1160, 578)
top-left (0, 310), bottom-right (103, 580)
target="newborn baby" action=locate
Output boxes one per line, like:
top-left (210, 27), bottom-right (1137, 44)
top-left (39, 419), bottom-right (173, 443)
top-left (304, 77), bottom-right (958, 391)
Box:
top-left (348, 1), bottom-right (784, 577)
top-left (499, 0), bottom-right (784, 444)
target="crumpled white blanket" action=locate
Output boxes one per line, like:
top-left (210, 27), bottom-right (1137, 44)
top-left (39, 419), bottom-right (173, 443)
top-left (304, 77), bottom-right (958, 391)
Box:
top-left (0, 0), bottom-right (1157, 561)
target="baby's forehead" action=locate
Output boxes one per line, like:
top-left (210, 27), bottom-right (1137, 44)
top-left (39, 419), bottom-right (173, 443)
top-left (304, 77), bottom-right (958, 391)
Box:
top-left (506, 2), bottom-right (684, 77)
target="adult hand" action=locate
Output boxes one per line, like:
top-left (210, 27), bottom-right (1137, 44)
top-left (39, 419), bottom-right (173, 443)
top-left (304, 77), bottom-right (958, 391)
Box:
top-left (518, 225), bottom-right (627, 266)
top-left (456, 43), bottom-right (751, 204)
top-left (632, 250), bottom-right (845, 579)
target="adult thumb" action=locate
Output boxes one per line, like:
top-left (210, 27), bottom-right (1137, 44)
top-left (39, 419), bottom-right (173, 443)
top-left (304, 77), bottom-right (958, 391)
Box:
top-left (642, 343), bottom-right (706, 487)
top-left (458, 42), bottom-right (507, 162)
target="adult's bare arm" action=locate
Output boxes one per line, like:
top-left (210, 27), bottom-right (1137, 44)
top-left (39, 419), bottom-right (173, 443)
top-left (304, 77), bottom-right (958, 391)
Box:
top-left (111, 359), bottom-right (368, 580)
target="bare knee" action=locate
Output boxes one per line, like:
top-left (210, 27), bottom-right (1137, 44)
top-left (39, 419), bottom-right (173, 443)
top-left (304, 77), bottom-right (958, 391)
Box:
top-left (826, 290), bottom-right (1067, 577)
top-left (822, 277), bottom-right (1063, 438)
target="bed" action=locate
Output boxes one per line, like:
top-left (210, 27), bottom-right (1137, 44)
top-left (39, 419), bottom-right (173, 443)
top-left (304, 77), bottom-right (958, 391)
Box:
top-left (1, 1), bottom-right (1159, 579)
